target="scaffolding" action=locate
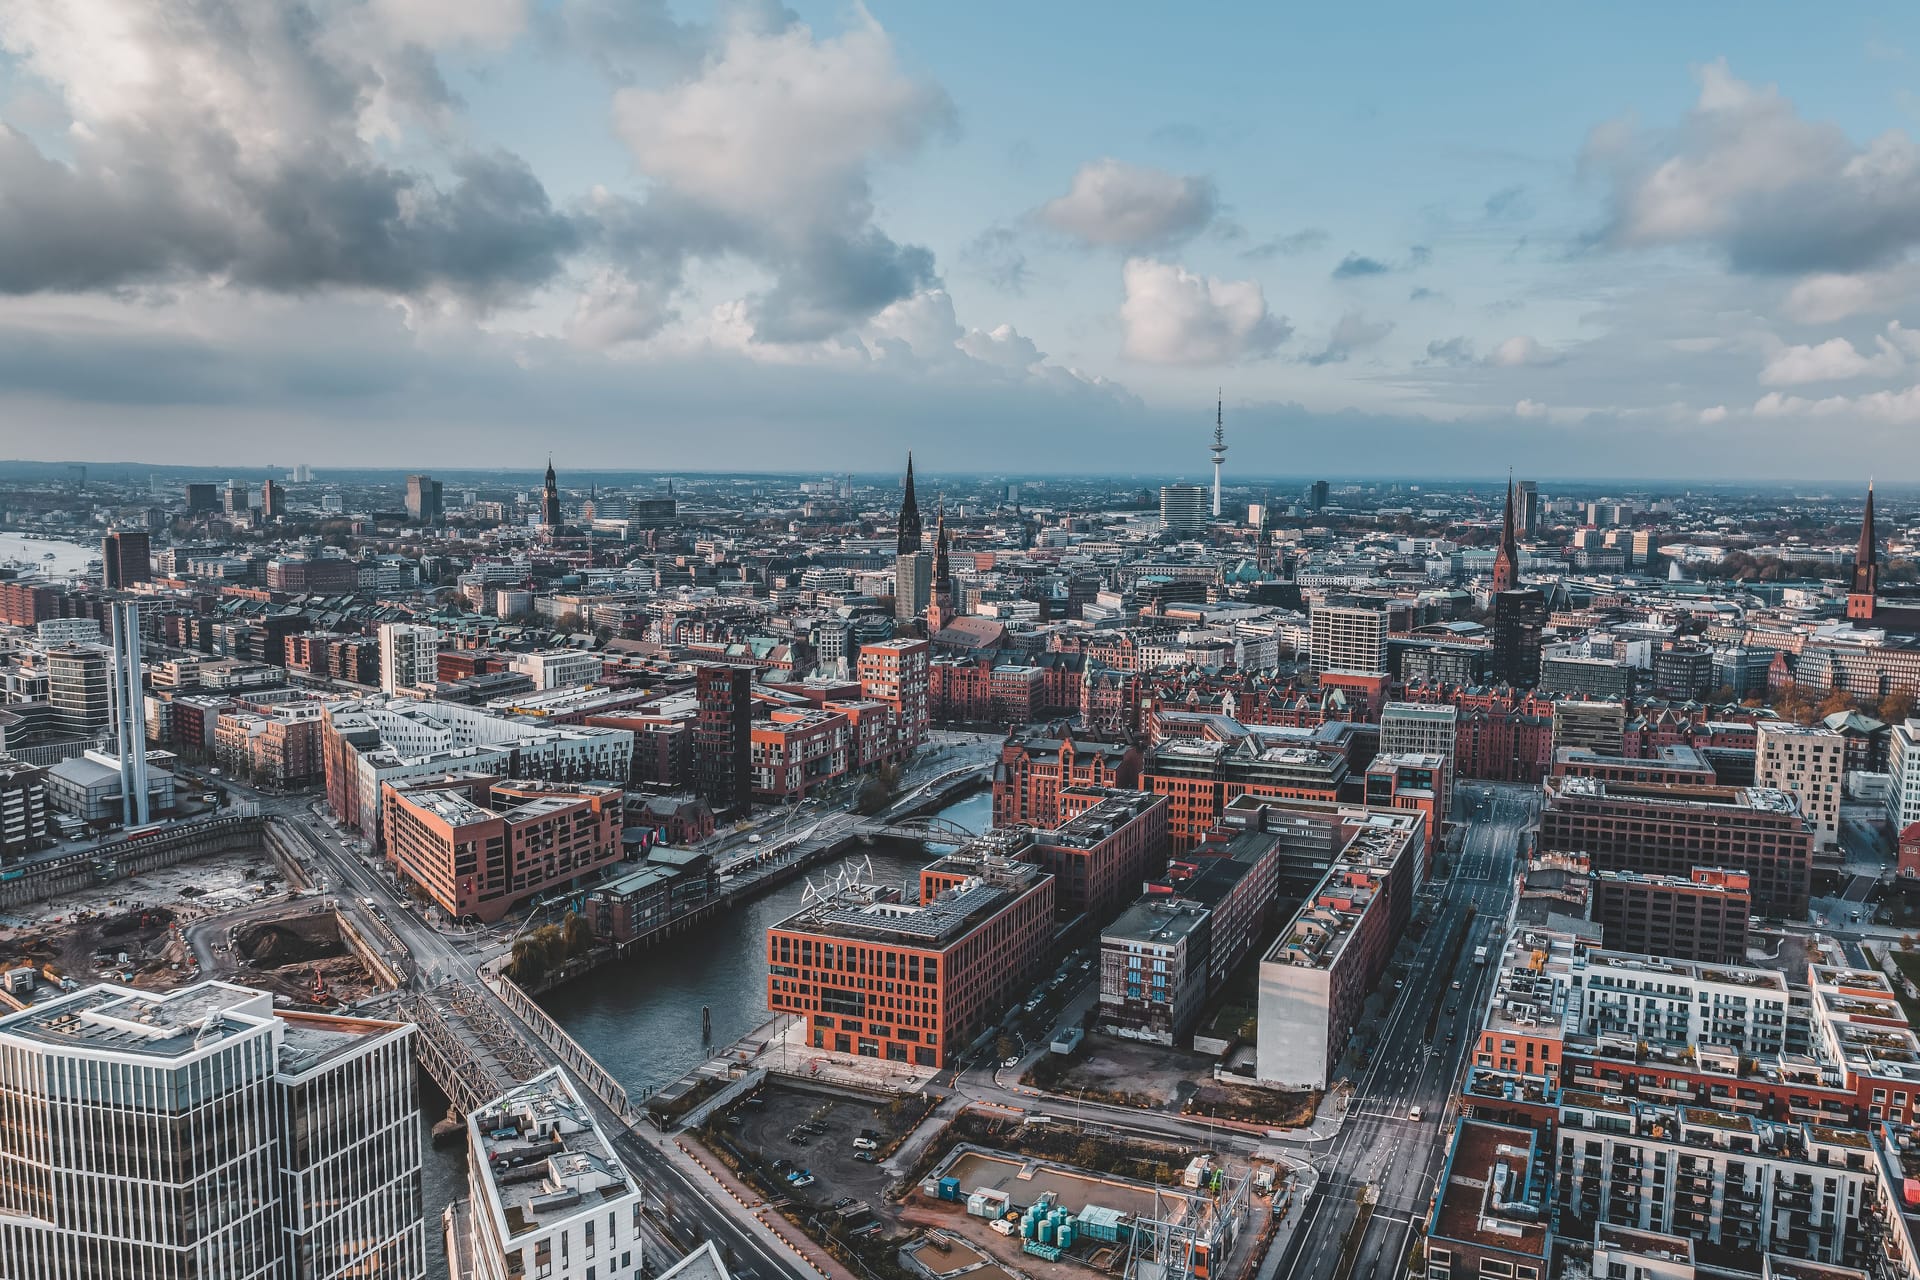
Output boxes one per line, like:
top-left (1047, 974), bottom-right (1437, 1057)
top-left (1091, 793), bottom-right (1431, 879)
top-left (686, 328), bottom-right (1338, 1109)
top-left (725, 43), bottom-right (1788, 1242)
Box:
top-left (1123, 1165), bottom-right (1252, 1280)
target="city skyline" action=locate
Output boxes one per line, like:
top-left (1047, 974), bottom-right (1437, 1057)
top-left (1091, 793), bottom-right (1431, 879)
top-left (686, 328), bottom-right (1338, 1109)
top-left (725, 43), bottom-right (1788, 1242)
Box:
top-left (3, 4), bottom-right (1920, 475)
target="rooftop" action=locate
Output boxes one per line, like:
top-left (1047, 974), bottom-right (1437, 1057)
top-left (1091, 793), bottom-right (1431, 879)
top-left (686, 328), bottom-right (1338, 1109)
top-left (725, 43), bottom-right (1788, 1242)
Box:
top-left (1428, 1119), bottom-right (1548, 1258)
top-left (771, 854), bottom-right (1046, 949)
top-left (470, 1068), bottom-right (635, 1241)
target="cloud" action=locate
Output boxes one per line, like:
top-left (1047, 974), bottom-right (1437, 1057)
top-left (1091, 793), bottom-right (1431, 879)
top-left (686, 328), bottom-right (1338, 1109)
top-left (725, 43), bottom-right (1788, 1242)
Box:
top-left (1037, 158), bottom-right (1217, 248)
top-left (1698, 404), bottom-right (1728, 423)
top-left (1424, 336), bottom-right (1476, 365)
top-left (1782, 267), bottom-right (1920, 323)
top-left (1483, 184), bottom-right (1533, 220)
top-left (0, 0), bottom-right (579, 303)
top-left (1514, 398), bottom-right (1550, 419)
top-left (1758, 333), bottom-right (1906, 385)
top-left (1118, 257), bottom-right (1291, 365)
top-left (1487, 335), bottom-right (1563, 367)
top-left (959, 226), bottom-right (1030, 294)
top-left (1240, 228), bottom-right (1329, 261)
top-left (1306, 310), bottom-right (1394, 365)
top-left (1408, 286), bottom-right (1447, 303)
top-left (1589, 59), bottom-right (1920, 276)
top-left (611, 11), bottom-right (953, 342)
top-left (1331, 253), bottom-right (1391, 279)
top-left (1754, 385), bottom-right (1920, 423)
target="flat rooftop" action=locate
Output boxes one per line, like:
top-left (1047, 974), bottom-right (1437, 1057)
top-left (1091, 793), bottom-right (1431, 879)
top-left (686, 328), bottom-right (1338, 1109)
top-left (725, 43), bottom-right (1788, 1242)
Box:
top-left (470, 1068), bottom-right (634, 1241)
top-left (1428, 1120), bottom-right (1547, 1258)
top-left (1103, 899), bottom-right (1208, 948)
top-left (0, 982), bottom-right (273, 1059)
top-left (771, 855), bottom-right (1045, 950)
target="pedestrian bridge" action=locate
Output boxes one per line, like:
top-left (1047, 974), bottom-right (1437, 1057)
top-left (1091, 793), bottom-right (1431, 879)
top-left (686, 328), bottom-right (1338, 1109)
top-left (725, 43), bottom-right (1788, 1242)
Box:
top-left (854, 815), bottom-right (978, 844)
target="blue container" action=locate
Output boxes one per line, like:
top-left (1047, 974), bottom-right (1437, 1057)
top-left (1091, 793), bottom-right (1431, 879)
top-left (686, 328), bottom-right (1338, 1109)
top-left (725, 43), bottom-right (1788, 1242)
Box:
top-left (1038, 1219), bottom-right (1054, 1245)
top-left (939, 1177), bottom-right (960, 1201)
top-left (1058, 1223), bottom-right (1073, 1250)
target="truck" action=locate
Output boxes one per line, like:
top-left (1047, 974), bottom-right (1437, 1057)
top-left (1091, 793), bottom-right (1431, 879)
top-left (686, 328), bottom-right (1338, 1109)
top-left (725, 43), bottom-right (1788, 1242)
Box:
top-left (1474, 946), bottom-right (1489, 966)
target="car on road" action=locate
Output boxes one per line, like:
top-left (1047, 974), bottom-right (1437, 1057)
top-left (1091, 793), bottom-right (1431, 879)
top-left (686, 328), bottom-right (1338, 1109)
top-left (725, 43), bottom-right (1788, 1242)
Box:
top-left (1450, 979), bottom-right (1462, 990)
top-left (854, 1151), bottom-right (877, 1163)
top-left (792, 1174), bottom-right (815, 1188)
top-left (1408, 1106), bottom-right (1423, 1122)
top-left (833, 1197), bottom-right (854, 1210)
top-left (1004, 1055), bottom-right (1021, 1068)
top-left (852, 1136), bottom-right (877, 1151)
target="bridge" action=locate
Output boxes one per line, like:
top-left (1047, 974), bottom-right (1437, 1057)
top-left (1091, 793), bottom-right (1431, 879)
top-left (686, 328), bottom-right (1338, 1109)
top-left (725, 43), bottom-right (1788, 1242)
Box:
top-left (855, 814), bottom-right (978, 844)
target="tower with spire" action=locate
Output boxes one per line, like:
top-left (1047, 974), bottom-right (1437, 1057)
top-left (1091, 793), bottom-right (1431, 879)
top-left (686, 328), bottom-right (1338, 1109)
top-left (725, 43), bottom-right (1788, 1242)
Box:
top-left (1491, 472), bottom-right (1519, 594)
top-left (541, 457), bottom-right (561, 526)
top-left (1849, 480), bottom-right (1879, 621)
top-left (929, 497), bottom-right (954, 633)
top-left (1210, 392), bottom-right (1228, 519)
top-left (897, 453), bottom-right (923, 554)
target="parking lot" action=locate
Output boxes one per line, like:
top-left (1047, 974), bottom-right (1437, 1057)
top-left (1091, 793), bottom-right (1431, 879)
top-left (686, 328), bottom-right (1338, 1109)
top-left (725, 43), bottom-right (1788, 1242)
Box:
top-left (711, 1080), bottom-right (928, 1227)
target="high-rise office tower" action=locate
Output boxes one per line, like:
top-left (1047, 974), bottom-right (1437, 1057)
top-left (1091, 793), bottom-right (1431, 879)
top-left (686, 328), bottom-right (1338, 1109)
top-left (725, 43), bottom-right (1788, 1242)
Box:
top-left (694, 662), bottom-right (754, 813)
top-left (896, 453), bottom-right (922, 554)
top-left (1210, 393), bottom-right (1227, 518)
top-left (894, 551), bottom-right (932, 621)
top-left (1309, 480), bottom-right (1330, 512)
top-left (185, 482), bottom-right (219, 513)
top-left (101, 529), bottom-right (151, 590)
top-left (541, 458), bottom-right (562, 526)
top-left (260, 479), bottom-right (285, 520)
top-left (45, 643), bottom-right (113, 732)
top-left (405, 474), bottom-right (443, 525)
top-left (224, 478), bottom-right (250, 516)
top-left (1516, 479), bottom-right (1539, 538)
top-left (1309, 599), bottom-right (1390, 676)
top-left (0, 980), bottom-right (425, 1280)
top-left (1493, 587), bottom-right (1548, 689)
top-left (1159, 485), bottom-right (1208, 535)
top-left (378, 621), bottom-right (440, 694)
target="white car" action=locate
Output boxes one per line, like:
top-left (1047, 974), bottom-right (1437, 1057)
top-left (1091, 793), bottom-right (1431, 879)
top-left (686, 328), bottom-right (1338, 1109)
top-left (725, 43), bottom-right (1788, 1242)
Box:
top-left (1003, 1055), bottom-right (1021, 1068)
top-left (1408, 1106), bottom-right (1423, 1122)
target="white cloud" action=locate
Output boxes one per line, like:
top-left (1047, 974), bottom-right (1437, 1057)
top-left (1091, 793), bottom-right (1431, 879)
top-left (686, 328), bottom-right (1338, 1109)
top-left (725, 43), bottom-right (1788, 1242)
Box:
top-left (958, 323), bottom-right (1044, 368)
top-left (1754, 385), bottom-right (1920, 423)
top-left (1698, 404), bottom-right (1729, 423)
top-left (1306, 310), bottom-right (1394, 365)
top-left (1783, 269), bottom-right (1920, 323)
top-left (1038, 159), bottom-right (1217, 248)
top-left (1118, 258), bottom-right (1291, 365)
top-left (1759, 334), bottom-right (1906, 385)
top-left (1487, 335), bottom-right (1562, 367)
top-left (1515, 398), bottom-right (1549, 419)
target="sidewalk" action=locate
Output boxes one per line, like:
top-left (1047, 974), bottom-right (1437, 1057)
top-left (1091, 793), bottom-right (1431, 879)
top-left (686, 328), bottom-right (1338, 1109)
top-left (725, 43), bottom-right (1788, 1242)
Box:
top-left (660, 1129), bottom-right (859, 1280)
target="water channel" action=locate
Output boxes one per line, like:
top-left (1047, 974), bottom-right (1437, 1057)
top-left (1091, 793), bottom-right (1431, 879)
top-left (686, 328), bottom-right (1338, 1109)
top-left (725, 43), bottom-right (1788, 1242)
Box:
top-left (421, 787), bottom-right (992, 1273)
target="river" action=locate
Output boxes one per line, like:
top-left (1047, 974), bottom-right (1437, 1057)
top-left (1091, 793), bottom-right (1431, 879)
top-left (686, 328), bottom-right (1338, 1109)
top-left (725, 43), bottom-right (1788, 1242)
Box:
top-left (0, 531), bottom-right (98, 581)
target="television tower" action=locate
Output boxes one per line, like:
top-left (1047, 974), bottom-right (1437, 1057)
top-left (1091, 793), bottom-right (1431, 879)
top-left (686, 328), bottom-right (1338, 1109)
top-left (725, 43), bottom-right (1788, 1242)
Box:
top-left (1210, 392), bottom-right (1227, 518)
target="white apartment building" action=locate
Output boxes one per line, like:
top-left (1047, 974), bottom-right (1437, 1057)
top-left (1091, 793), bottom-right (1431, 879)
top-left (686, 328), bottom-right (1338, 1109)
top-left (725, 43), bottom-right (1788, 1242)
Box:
top-left (1308, 602), bottom-right (1388, 676)
top-left (508, 650), bottom-right (603, 691)
top-left (1755, 722), bottom-right (1845, 854)
top-left (1889, 717), bottom-right (1920, 833)
top-left (463, 1068), bottom-right (645, 1280)
top-left (0, 981), bottom-right (423, 1280)
top-left (379, 621), bottom-right (441, 694)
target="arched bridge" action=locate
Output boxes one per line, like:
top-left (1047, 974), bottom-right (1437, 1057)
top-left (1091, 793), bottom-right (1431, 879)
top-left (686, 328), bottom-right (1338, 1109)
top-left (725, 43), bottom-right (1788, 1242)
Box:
top-left (856, 815), bottom-right (978, 845)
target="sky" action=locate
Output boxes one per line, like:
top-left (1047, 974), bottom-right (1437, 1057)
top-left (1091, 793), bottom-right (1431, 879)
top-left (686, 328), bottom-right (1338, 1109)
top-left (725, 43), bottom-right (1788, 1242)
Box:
top-left (4, 2), bottom-right (1920, 480)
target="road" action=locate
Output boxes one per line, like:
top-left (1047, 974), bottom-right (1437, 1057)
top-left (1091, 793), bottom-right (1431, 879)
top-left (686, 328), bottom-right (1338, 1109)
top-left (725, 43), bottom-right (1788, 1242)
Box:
top-left (1274, 782), bottom-right (1533, 1280)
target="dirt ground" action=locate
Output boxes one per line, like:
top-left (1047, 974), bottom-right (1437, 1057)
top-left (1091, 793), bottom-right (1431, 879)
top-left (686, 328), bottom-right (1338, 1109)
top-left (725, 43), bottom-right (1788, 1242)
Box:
top-left (222, 913), bottom-right (378, 1010)
top-left (1025, 1031), bottom-right (1218, 1107)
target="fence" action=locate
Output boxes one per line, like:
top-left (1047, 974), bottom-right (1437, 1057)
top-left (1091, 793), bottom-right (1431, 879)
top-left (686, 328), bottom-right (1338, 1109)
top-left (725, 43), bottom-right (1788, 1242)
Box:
top-left (486, 970), bottom-right (640, 1124)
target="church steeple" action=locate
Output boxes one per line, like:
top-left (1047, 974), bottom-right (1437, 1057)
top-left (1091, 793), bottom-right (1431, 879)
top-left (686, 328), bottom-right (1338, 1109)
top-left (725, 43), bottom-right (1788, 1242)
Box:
top-left (896, 453), bottom-right (923, 554)
top-left (934, 497), bottom-right (952, 599)
top-left (1491, 471), bottom-right (1518, 593)
top-left (1849, 480), bottom-right (1879, 621)
top-left (541, 457), bottom-right (561, 526)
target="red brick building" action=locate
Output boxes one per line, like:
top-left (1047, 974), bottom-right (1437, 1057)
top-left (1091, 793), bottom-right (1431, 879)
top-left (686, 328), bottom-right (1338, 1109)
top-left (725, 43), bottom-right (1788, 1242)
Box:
top-left (1589, 867), bottom-right (1752, 963)
top-left (381, 775), bottom-right (624, 922)
top-left (992, 732), bottom-right (1143, 829)
top-left (765, 853), bottom-right (1054, 1068)
top-left (857, 637), bottom-right (930, 751)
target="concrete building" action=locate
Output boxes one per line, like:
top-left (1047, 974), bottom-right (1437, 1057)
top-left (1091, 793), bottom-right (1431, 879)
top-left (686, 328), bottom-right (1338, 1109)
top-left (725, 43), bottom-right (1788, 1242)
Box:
top-left (1589, 867), bottom-right (1752, 963)
top-left (766, 852), bottom-right (1054, 1068)
top-left (0, 981), bottom-right (423, 1280)
top-left (1492, 588), bottom-right (1547, 688)
top-left (0, 754), bottom-right (49, 859)
top-left (1379, 701), bottom-right (1457, 831)
top-left (1423, 1119), bottom-right (1551, 1280)
top-left (378, 621), bottom-right (440, 695)
top-left (1309, 600), bottom-right (1389, 676)
top-left (1097, 898), bottom-right (1212, 1045)
top-left (404, 473), bottom-right (443, 524)
top-left (1159, 484), bottom-right (1208, 535)
top-left (45, 748), bottom-right (176, 823)
top-left (462, 1068), bottom-right (644, 1280)
top-left (508, 649), bottom-right (603, 691)
top-left (44, 642), bottom-right (113, 732)
top-left (101, 529), bottom-right (151, 590)
top-left (1256, 805), bottom-right (1424, 1089)
top-left (1891, 717), bottom-right (1920, 832)
top-left (1757, 722), bottom-right (1846, 856)
top-left (1551, 700), bottom-right (1628, 757)
top-left (857, 637), bottom-right (930, 751)
top-left (894, 550), bottom-right (931, 621)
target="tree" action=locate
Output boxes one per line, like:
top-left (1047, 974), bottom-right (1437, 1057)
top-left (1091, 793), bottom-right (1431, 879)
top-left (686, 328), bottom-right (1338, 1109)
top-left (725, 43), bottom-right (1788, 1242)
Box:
top-left (1816, 689), bottom-right (1857, 720)
top-left (1881, 691), bottom-right (1916, 725)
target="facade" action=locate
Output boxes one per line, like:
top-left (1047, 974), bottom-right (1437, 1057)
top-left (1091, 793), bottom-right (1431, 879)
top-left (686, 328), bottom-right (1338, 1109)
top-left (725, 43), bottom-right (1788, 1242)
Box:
top-left (749, 708), bottom-right (849, 800)
top-left (693, 663), bottom-right (754, 813)
top-left (1379, 701), bottom-right (1457, 832)
top-left (404, 473), bottom-right (443, 524)
top-left (1589, 867), bottom-right (1752, 964)
top-left (382, 776), bottom-right (623, 923)
top-left (1552, 700), bottom-right (1628, 757)
top-left (101, 528), bottom-right (151, 589)
top-left (1892, 718), bottom-right (1920, 832)
top-left (766, 853), bottom-right (1054, 1068)
top-left (1098, 898), bottom-right (1212, 1045)
top-left (464, 1068), bottom-right (644, 1280)
top-left (857, 637), bottom-right (930, 751)
top-left (1256, 804), bottom-right (1424, 1089)
top-left (46, 748), bottom-right (177, 823)
top-left (993, 733), bottom-right (1143, 829)
top-left (1159, 484), bottom-right (1208, 535)
top-left (45, 642), bottom-right (113, 731)
top-left (378, 622), bottom-right (440, 695)
top-left (214, 702), bottom-right (326, 788)
top-left (1145, 729), bottom-right (1349, 850)
top-left (1539, 775), bottom-right (1813, 918)
top-left (894, 550), bottom-right (932, 621)
top-left (1309, 601), bottom-right (1388, 676)
top-left (1757, 722), bottom-right (1846, 855)
top-left (1492, 588), bottom-right (1548, 688)
top-left (0, 755), bottom-right (50, 859)
top-left (0, 981), bottom-right (423, 1280)
top-left (1423, 1119), bottom-right (1551, 1280)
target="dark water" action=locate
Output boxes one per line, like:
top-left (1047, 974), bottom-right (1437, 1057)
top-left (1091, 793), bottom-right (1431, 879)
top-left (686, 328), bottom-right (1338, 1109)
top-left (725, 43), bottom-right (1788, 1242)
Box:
top-left (418, 1075), bottom-right (466, 1276)
top-left (541, 789), bottom-right (992, 1098)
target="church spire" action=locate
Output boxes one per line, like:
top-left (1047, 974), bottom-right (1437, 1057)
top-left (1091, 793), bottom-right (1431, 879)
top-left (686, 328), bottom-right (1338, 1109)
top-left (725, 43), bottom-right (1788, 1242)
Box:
top-left (1849, 479), bottom-right (1880, 620)
top-left (1491, 470), bottom-right (1518, 593)
top-left (934, 496), bottom-right (952, 599)
top-left (896, 452), bottom-right (923, 554)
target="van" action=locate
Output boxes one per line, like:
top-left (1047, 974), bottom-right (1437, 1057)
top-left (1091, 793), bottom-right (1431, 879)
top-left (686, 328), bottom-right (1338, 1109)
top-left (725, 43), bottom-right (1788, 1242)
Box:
top-left (1408, 1105), bottom-right (1424, 1122)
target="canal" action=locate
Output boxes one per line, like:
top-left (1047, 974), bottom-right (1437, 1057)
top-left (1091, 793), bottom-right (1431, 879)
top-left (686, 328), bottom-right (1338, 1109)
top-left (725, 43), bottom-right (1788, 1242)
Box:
top-left (541, 786), bottom-right (994, 1098)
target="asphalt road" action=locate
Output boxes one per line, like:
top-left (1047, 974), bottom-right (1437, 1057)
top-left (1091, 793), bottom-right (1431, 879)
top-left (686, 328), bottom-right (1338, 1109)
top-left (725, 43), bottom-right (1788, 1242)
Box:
top-left (1275, 782), bottom-right (1533, 1280)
